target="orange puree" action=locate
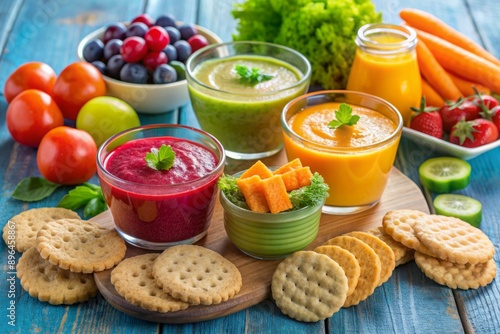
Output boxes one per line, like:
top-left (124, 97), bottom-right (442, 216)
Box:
top-left (284, 102), bottom-right (400, 207)
top-left (347, 33), bottom-right (421, 126)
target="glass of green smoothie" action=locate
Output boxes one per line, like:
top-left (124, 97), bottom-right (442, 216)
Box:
top-left (186, 41), bottom-right (311, 160)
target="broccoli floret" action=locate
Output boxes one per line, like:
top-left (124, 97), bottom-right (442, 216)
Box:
top-left (232, 0), bottom-right (382, 89)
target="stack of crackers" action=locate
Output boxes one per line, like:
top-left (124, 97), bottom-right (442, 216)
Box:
top-left (271, 209), bottom-right (496, 322)
top-left (110, 245), bottom-right (242, 312)
top-left (3, 208), bottom-right (126, 305)
top-left (381, 209), bottom-right (496, 290)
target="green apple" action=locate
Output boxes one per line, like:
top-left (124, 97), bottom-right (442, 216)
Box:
top-left (76, 96), bottom-right (140, 147)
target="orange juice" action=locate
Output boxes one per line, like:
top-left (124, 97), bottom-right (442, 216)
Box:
top-left (347, 24), bottom-right (421, 126)
top-left (281, 91), bottom-right (402, 214)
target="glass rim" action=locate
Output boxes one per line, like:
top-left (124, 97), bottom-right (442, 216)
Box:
top-left (185, 40), bottom-right (312, 97)
top-left (355, 23), bottom-right (417, 54)
top-left (97, 123), bottom-right (226, 191)
top-left (281, 90), bottom-right (404, 153)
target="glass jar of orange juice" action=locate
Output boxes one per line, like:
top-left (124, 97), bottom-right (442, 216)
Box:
top-left (347, 24), bottom-right (421, 126)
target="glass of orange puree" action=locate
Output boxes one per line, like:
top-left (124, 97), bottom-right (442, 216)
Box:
top-left (346, 23), bottom-right (421, 126)
top-left (281, 91), bottom-right (403, 214)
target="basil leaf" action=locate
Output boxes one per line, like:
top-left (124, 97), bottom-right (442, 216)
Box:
top-left (83, 197), bottom-right (107, 218)
top-left (11, 177), bottom-right (61, 202)
top-left (57, 185), bottom-right (99, 210)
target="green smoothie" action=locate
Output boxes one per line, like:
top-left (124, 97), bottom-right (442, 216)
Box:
top-left (188, 55), bottom-right (309, 158)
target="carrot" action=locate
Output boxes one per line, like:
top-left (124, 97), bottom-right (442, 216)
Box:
top-left (400, 8), bottom-right (500, 67)
top-left (260, 175), bottom-right (292, 214)
top-left (445, 70), bottom-right (491, 96)
top-left (237, 175), bottom-right (269, 213)
top-left (416, 38), bottom-right (462, 101)
top-left (415, 29), bottom-right (500, 93)
top-left (421, 77), bottom-right (445, 107)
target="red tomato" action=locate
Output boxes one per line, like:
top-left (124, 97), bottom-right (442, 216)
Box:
top-left (37, 126), bottom-right (98, 185)
top-left (3, 62), bottom-right (57, 103)
top-left (6, 89), bottom-right (64, 147)
top-left (52, 62), bottom-right (106, 121)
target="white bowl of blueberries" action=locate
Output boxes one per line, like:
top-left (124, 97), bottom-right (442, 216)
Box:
top-left (77, 13), bottom-right (222, 114)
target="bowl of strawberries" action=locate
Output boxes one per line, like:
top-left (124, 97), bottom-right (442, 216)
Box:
top-left (406, 91), bottom-right (500, 160)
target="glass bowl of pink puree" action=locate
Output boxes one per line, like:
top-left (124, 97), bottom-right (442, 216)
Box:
top-left (97, 124), bottom-right (225, 250)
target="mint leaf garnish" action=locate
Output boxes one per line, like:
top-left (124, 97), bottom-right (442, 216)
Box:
top-left (11, 177), bottom-right (61, 202)
top-left (145, 144), bottom-right (176, 171)
top-left (327, 103), bottom-right (360, 129)
top-left (235, 64), bottom-right (274, 85)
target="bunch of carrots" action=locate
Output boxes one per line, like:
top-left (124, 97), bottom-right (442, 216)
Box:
top-left (400, 8), bottom-right (500, 106)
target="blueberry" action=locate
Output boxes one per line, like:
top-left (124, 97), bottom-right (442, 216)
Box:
top-left (106, 54), bottom-right (125, 79)
top-left (103, 38), bottom-right (123, 61)
top-left (103, 22), bottom-right (127, 43)
top-left (174, 40), bottom-right (192, 62)
top-left (120, 63), bottom-right (148, 83)
top-left (153, 64), bottom-right (177, 84)
top-left (177, 24), bottom-right (197, 40)
top-left (164, 26), bottom-right (181, 44)
top-left (162, 44), bottom-right (177, 62)
top-left (126, 22), bottom-right (149, 38)
top-left (83, 39), bottom-right (104, 62)
top-left (155, 14), bottom-right (176, 28)
top-left (91, 60), bottom-right (106, 74)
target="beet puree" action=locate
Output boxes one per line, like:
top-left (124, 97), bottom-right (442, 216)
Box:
top-left (100, 136), bottom-right (220, 243)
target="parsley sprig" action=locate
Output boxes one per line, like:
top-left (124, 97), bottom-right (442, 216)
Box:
top-left (235, 64), bottom-right (274, 85)
top-left (145, 144), bottom-right (176, 171)
top-left (327, 103), bottom-right (360, 129)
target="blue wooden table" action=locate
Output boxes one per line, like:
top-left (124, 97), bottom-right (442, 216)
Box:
top-left (1, 1), bottom-right (499, 333)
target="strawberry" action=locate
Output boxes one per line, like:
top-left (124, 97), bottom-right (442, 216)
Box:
top-left (483, 105), bottom-right (500, 132)
top-left (474, 87), bottom-right (500, 132)
top-left (439, 97), bottom-right (479, 133)
top-left (470, 88), bottom-right (499, 110)
top-left (410, 97), bottom-right (443, 139)
top-left (449, 118), bottom-right (499, 147)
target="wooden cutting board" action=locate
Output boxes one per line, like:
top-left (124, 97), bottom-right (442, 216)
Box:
top-left (92, 151), bottom-right (429, 323)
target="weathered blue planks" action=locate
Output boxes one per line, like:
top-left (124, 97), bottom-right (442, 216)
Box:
top-left (0, 0), bottom-right (499, 333)
top-left (376, 1), bottom-right (500, 334)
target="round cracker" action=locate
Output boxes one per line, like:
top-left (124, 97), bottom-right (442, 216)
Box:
top-left (271, 251), bottom-right (348, 322)
top-left (152, 245), bottom-right (242, 306)
top-left (414, 252), bottom-right (496, 290)
top-left (111, 253), bottom-right (190, 312)
top-left (365, 226), bottom-right (414, 266)
top-left (382, 209), bottom-right (434, 256)
top-left (314, 245), bottom-right (360, 296)
top-left (3, 208), bottom-right (80, 252)
top-left (36, 218), bottom-right (126, 273)
top-left (413, 215), bottom-right (495, 265)
top-left (344, 231), bottom-right (395, 286)
top-left (324, 235), bottom-right (381, 307)
top-left (16, 247), bottom-right (97, 305)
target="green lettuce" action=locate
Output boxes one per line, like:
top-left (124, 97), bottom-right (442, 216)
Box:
top-left (232, 0), bottom-right (382, 89)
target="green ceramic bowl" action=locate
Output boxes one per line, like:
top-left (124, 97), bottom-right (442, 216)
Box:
top-left (220, 181), bottom-right (323, 260)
